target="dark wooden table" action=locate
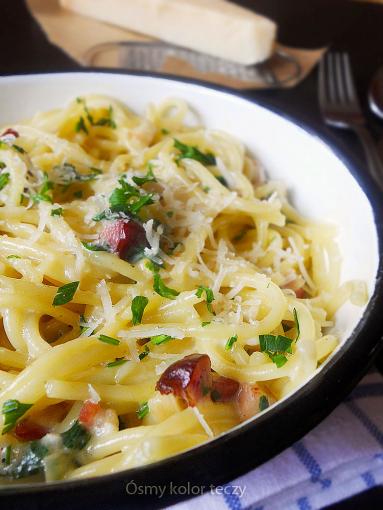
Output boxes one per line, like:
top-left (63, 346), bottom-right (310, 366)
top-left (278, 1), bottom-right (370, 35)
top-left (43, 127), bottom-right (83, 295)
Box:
top-left (1, 0), bottom-right (382, 507)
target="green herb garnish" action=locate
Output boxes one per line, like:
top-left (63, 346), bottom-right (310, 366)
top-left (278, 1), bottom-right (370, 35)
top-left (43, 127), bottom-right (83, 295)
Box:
top-left (4, 445), bottom-right (11, 465)
top-left (136, 402), bottom-right (149, 420)
top-left (0, 162), bottom-right (6, 169)
top-left (75, 116), bottom-right (88, 134)
top-left (131, 296), bottom-right (149, 325)
top-left (259, 395), bottom-right (269, 411)
top-left (150, 334), bottom-right (173, 345)
top-left (225, 334), bottom-right (238, 351)
top-left (196, 285), bottom-right (215, 314)
top-left (13, 144), bottom-right (25, 154)
top-left (98, 334), bottom-right (120, 346)
top-left (132, 167), bottom-right (156, 186)
top-left (139, 345), bottom-right (150, 361)
top-left (106, 358), bottom-right (127, 368)
top-left (6, 255), bottom-right (20, 260)
top-left (293, 308), bottom-right (300, 341)
top-left (146, 261), bottom-right (179, 299)
top-left (215, 175), bottom-right (228, 187)
top-left (259, 334), bottom-right (293, 368)
top-left (0, 172), bottom-right (10, 191)
top-left (2, 400), bottom-right (33, 434)
top-left (51, 207), bottom-right (63, 217)
top-left (52, 281), bottom-right (79, 306)
top-left (32, 173), bottom-right (54, 204)
top-left (174, 139), bottom-right (216, 166)
top-left (61, 420), bottom-right (91, 450)
top-left (81, 241), bottom-right (108, 252)
top-left (201, 321), bottom-right (211, 327)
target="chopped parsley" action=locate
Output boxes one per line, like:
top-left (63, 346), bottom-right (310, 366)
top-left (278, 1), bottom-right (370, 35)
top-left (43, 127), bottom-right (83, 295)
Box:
top-left (73, 190), bottom-right (83, 199)
top-left (225, 334), bottom-right (238, 351)
top-left (166, 210), bottom-right (174, 218)
top-left (13, 144), bottom-right (25, 154)
top-left (51, 207), bottom-right (63, 217)
top-left (32, 173), bottom-right (54, 204)
top-left (3, 441), bottom-right (48, 479)
top-left (196, 285), bottom-right (215, 314)
top-left (174, 139), bottom-right (216, 166)
top-left (2, 399), bottom-right (33, 435)
top-left (109, 177), bottom-right (154, 215)
top-left (259, 334), bottom-right (293, 368)
top-left (52, 281), bottom-right (79, 306)
top-left (201, 321), bottom-right (211, 327)
top-left (259, 395), bottom-right (269, 412)
top-left (81, 241), bottom-right (108, 252)
top-left (139, 345), bottom-right (150, 361)
top-left (0, 162), bottom-right (6, 169)
top-left (0, 172), bottom-right (10, 191)
top-left (6, 255), bottom-right (20, 260)
top-left (202, 186), bottom-right (210, 193)
top-left (146, 261), bottom-right (179, 299)
top-left (161, 128), bottom-right (170, 135)
top-left (150, 334), bottom-right (173, 345)
top-left (3, 445), bottom-right (11, 465)
top-left (106, 358), bottom-right (127, 368)
top-left (215, 175), bottom-right (228, 187)
top-left (61, 420), bottom-right (91, 450)
top-left (293, 308), bottom-right (300, 341)
top-left (98, 334), bottom-right (120, 346)
top-left (53, 163), bottom-right (102, 185)
top-left (77, 98), bottom-right (117, 129)
top-left (75, 116), bottom-right (88, 134)
top-left (136, 402), bottom-right (149, 420)
top-left (132, 167), bottom-right (156, 186)
top-left (131, 296), bottom-right (149, 325)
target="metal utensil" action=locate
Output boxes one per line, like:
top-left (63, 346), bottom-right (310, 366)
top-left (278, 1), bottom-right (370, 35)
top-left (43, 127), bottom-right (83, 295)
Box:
top-left (83, 41), bottom-right (302, 89)
top-left (368, 65), bottom-right (383, 120)
top-left (318, 52), bottom-right (383, 188)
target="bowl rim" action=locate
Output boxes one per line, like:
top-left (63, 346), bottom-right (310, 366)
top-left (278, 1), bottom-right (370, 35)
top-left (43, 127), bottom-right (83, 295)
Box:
top-left (1, 70), bottom-right (383, 507)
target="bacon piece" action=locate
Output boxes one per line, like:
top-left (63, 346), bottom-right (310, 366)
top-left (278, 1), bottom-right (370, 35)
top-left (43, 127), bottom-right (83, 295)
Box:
top-left (236, 383), bottom-right (274, 422)
top-left (294, 288), bottom-right (306, 299)
top-left (1, 128), bottom-right (19, 138)
top-left (79, 400), bottom-right (102, 429)
top-left (211, 375), bottom-right (240, 402)
top-left (99, 219), bottom-right (148, 261)
top-left (14, 420), bottom-right (48, 441)
top-left (156, 354), bottom-right (212, 406)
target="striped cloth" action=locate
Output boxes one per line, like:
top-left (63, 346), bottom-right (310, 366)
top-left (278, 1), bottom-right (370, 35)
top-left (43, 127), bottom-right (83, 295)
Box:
top-left (173, 370), bottom-right (383, 510)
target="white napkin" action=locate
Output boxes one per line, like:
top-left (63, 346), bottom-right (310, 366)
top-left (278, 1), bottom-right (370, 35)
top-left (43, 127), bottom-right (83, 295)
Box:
top-left (173, 370), bottom-right (383, 510)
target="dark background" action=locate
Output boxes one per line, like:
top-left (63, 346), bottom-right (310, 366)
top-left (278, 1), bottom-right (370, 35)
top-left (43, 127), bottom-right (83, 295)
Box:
top-left (1, 0), bottom-right (382, 507)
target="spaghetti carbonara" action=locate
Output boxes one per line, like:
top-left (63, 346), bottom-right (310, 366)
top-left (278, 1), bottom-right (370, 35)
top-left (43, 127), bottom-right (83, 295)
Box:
top-left (0, 95), bottom-right (367, 482)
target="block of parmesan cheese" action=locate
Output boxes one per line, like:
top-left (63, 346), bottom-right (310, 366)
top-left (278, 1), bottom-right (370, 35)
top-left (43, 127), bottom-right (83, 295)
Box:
top-left (59, 0), bottom-right (277, 65)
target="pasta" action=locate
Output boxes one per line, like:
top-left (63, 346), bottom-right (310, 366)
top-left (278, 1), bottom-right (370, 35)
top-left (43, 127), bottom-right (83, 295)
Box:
top-left (0, 95), bottom-right (367, 482)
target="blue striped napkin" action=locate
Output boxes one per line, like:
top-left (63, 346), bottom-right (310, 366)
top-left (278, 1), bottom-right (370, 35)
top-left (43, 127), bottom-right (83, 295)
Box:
top-left (173, 370), bottom-right (383, 510)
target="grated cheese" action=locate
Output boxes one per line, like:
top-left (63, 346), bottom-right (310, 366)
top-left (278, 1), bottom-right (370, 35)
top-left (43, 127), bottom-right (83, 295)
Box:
top-left (192, 406), bottom-right (214, 438)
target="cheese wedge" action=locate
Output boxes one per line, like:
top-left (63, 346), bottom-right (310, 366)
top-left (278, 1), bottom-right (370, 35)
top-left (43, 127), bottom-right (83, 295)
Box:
top-left (59, 0), bottom-right (277, 65)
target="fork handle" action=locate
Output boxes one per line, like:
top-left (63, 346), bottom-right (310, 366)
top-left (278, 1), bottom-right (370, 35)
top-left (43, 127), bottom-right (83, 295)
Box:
top-left (352, 125), bottom-right (383, 189)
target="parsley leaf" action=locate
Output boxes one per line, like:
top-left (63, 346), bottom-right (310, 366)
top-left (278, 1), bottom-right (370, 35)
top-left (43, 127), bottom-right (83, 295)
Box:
top-left (61, 420), bottom-right (91, 450)
top-left (146, 261), bottom-right (179, 299)
top-left (132, 167), bottom-right (156, 186)
top-left (53, 163), bottom-right (101, 185)
top-left (150, 334), bottom-right (173, 345)
top-left (139, 345), bottom-right (150, 361)
top-left (293, 308), bottom-right (300, 341)
top-left (32, 173), bottom-right (54, 204)
top-left (6, 255), bottom-right (20, 260)
top-left (215, 175), bottom-right (228, 187)
top-left (106, 358), bottom-right (127, 368)
top-left (259, 334), bottom-right (293, 368)
top-left (98, 334), bottom-right (120, 346)
top-left (51, 207), bottom-right (63, 217)
top-left (52, 281), bottom-right (79, 306)
top-left (2, 400), bottom-right (33, 435)
top-left (201, 321), bottom-right (211, 327)
top-left (81, 241), bottom-right (108, 252)
top-left (0, 172), bottom-right (10, 191)
top-left (75, 116), bottom-right (88, 134)
top-left (174, 139), bottom-right (216, 166)
top-left (136, 402), bottom-right (149, 420)
top-left (196, 285), bottom-right (215, 314)
top-left (13, 144), bottom-right (25, 154)
top-left (259, 395), bottom-right (269, 411)
top-left (225, 335), bottom-right (238, 351)
top-left (131, 296), bottom-right (149, 325)
top-left (109, 177), bottom-right (154, 215)
top-left (0, 162), bottom-right (6, 169)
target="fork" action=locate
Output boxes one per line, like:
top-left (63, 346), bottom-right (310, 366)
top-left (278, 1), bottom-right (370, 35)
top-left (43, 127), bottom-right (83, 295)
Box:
top-left (318, 52), bottom-right (383, 188)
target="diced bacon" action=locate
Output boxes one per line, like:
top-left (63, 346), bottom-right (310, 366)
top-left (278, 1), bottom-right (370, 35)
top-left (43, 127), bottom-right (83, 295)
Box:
top-left (1, 128), bottom-right (19, 138)
top-left (236, 383), bottom-right (274, 422)
top-left (14, 420), bottom-right (48, 441)
top-left (211, 375), bottom-right (240, 402)
top-left (294, 288), bottom-right (306, 298)
top-left (155, 354), bottom-right (212, 406)
top-left (99, 219), bottom-right (148, 261)
top-left (79, 400), bottom-right (102, 429)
